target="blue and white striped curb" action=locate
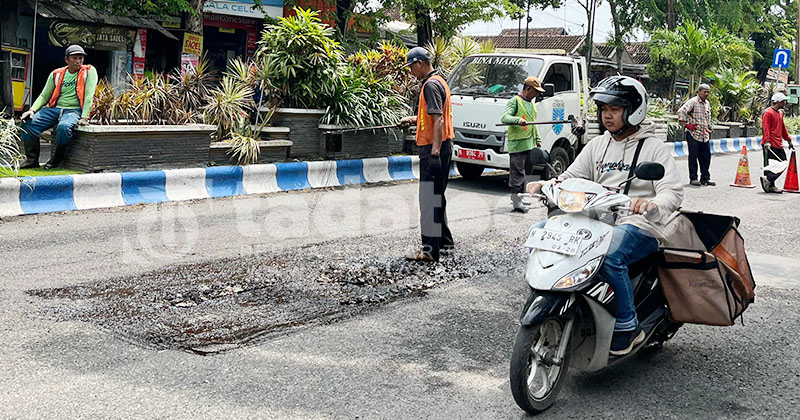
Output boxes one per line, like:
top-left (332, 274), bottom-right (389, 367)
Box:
top-left (1, 156), bottom-right (458, 218)
top-left (670, 135), bottom-right (800, 157)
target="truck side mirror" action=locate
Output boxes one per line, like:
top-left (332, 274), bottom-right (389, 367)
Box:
top-left (542, 83), bottom-right (555, 98)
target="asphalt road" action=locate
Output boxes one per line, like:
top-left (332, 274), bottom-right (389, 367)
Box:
top-left (1, 152), bottom-right (799, 419)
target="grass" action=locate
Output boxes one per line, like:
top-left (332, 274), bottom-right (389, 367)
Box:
top-left (0, 167), bottom-right (84, 178)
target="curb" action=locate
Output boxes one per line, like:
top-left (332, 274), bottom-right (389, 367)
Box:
top-left (6, 135), bottom-right (794, 218)
top-left (670, 135), bottom-right (800, 157)
top-left (0, 156), bottom-right (428, 218)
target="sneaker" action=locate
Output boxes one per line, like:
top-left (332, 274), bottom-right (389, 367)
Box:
top-left (689, 180), bottom-right (701, 186)
top-left (610, 328), bottom-right (645, 356)
top-left (760, 176), bottom-right (770, 193)
top-left (701, 180), bottom-right (716, 186)
top-left (768, 184), bottom-right (783, 194)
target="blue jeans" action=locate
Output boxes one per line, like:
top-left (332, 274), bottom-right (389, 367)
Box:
top-left (20, 107), bottom-right (81, 146)
top-left (686, 131), bottom-right (711, 182)
top-left (530, 221), bottom-right (658, 331)
top-left (600, 224), bottom-right (659, 331)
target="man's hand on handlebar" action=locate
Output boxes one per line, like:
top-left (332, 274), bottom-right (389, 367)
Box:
top-left (526, 181), bottom-right (548, 195)
top-left (631, 198), bottom-right (657, 215)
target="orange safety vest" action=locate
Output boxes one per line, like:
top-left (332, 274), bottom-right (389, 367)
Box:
top-left (48, 65), bottom-right (92, 109)
top-left (416, 75), bottom-right (455, 146)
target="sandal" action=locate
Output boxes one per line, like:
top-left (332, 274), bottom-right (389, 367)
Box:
top-left (404, 251), bottom-right (436, 262)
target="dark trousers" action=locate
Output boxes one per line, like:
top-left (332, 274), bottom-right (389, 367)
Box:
top-left (419, 140), bottom-right (454, 261)
top-left (508, 150), bottom-right (533, 192)
top-left (686, 132), bottom-right (711, 182)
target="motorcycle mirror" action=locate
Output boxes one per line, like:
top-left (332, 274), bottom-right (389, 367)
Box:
top-left (634, 162), bottom-right (665, 181)
top-left (529, 148), bottom-right (551, 165)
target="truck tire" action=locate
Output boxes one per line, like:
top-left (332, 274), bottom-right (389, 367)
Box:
top-left (545, 147), bottom-right (570, 180)
top-left (456, 162), bottom-right (485, 180)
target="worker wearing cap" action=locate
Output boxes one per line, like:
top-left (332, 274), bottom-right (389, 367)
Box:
top-left (677, 83), bottom-right (714, 186)
top-left (399, 47), bottom-right (455, 262)
top-left (760, 92), bottom-right (795, 193)
top-left (501, 76), bottom-right (544, 212)
top-left (20, 45), bottom-right (98, 169)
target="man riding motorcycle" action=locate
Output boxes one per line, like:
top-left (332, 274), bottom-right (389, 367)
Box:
top-left (526, 76), bottom-right (684, 355)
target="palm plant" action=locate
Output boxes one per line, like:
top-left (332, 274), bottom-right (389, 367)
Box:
top-left (0, 114), bottom-right (23, 177)
top-left (168, 54), bottom-right (215, 114)
top-left (705, 68), bottom-right (759, 121)
top-left (425, 38), bottom-right (455, 77)
top-left (320, 64), bottom-right (410, 128)
top-left (649, 21), bottom-right (756, 92)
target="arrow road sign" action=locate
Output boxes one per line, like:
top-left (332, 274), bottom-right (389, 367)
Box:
top-left (773, 48), bottom-right (791, 69)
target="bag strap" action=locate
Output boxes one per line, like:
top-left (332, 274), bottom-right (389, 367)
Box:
top-left (624, 138), bottom-right (646, 195)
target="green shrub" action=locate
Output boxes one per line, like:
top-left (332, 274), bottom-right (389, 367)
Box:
top-left (1, 115), bottom-right (23, 177)
top-left (256, 7), bottom-right (344, 109)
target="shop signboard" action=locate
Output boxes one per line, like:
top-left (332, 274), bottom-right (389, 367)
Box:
top-left (182, 33), bottom-right (204, 56)
top-left (203, 0), bottom-right (283, 19)
top-left (49, 20), bottom-right (134, 51)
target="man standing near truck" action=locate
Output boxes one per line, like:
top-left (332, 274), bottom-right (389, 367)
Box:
top-left (399, 47), bottom-right (455, 262)
top-left (501, 76), bottom-right (545, 212)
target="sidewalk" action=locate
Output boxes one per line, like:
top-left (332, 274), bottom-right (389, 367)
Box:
top-left (1, 135), bottom-right (798, 218)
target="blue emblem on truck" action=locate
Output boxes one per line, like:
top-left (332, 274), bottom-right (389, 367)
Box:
top-left (553, 107), bottom-right (565, 135)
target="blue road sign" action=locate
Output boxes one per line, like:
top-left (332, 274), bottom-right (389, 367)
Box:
top-left (772, 48), bottom-right (791, 68)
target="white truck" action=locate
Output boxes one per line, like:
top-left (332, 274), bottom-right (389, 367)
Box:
top-left (447, 52), bottom-right (590, 179)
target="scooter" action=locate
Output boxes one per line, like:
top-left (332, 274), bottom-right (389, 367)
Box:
top-left (509, 151), bottom-right (682, 414)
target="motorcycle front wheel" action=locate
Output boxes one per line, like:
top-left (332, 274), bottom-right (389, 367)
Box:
top-left (509, 318), bottom-right (571, 414)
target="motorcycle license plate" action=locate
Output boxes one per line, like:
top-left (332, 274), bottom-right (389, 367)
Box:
top-left (525, 229), bottom-right (583, 256)
top-left (457, 149), bottom-right (486, 161)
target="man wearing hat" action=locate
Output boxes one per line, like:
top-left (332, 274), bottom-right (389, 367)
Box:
top-left (399, 47), bottom-right (455, 262)
top-left (760, 92), bottom-right (795, 193)
top-left (677, 83), bottom-right (714, 186)
top-left (19, 45), bottom-right (98, 169)
top-left (501, 76), bottom-right (545, 212)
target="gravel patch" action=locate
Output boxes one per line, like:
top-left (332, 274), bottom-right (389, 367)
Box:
top-left (27, 230), bottom-right (527, 354)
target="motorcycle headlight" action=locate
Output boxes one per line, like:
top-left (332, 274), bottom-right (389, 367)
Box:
top-left (558, 190), bottom-right (588, 213)
top-left (554, 256), bottom-right (603, 289)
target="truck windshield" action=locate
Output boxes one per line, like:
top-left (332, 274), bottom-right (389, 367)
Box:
top-left (448, 56), bottom-right (545, 98)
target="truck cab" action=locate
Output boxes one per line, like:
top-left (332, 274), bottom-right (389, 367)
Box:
top-left (448, 52), bottom-right (590, 179)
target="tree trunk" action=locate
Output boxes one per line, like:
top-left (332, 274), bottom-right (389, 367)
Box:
top-left (608, 0), bottom-right (624, 75)
top-left (415, 6), bottom-right (432, 47)
top-left (187, 0), bottom-right (204, 35)
top-left (336, 0), bottom-right (354, 40)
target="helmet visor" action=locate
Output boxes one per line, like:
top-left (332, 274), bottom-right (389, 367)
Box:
top-left (590, 92), bottom-right (631, 108)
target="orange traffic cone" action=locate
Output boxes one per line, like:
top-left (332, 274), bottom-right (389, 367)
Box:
top-left (730, 146), bottom-right (755, 188)
top-left (783, 150), bottom-right (800, 193)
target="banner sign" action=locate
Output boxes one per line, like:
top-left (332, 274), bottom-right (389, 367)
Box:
top-left (49, 20), bottom-right (134, 51)
top-left (182, 33), bottom-right (203, 56)
top-left (132, 29), bottom-right (147, 80)
top-left (203, 0), bottom-right (283, 19)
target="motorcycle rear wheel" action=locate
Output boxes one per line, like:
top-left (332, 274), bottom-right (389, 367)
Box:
top-left (509, 318), bottom-right (571, 414)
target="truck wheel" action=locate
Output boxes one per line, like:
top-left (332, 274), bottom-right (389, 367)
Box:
top-left (456, 162), bottom-right (485, 180)
top-left (545, 147), bottom-right (570, 180)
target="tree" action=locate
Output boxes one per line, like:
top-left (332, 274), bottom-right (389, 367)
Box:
top-left (86, 0), bottom-right (194, 18)
top-left (386, 0), bottom-right (531, 46)
top-left (605, 0), bottom-right (639, 74)
top-left (705, 68), bottom-right (759, 121)
top-left (648, 21), bottom-right (755, 92)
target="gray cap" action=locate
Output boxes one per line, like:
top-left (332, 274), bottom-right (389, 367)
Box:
top-left (65, 45), bottom-right (86, 57)
top-left (404, 47), bottom-right (430, 67)
top-left (697, 83), bottom-right (710, 91)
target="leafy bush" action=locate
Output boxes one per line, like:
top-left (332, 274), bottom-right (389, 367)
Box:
top-left (705, 68), bottom-right (759, 121)
top-left (785, 116), bottom-right (800, 135)
top-left (320, 64), bottom-right (410, 128)
top-left (90, 56), bottom-right (215, 125)
top-left (256, 7), bottom-right (343, 109)
top-left (0, 115), bottom-right (23, 177)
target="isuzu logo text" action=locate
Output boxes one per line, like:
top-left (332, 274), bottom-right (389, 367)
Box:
top-left (464, 121), bottom-right (486, 129)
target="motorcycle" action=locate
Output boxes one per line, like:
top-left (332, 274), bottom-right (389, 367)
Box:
top-left (509, 151), bottom-right (682, 414)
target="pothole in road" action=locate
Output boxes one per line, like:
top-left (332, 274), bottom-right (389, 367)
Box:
top-left (28, 233), bottom-right (524, 354)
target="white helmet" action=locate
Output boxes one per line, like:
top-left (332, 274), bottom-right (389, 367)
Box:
top-left (589, 76), bottom-right (648, 132)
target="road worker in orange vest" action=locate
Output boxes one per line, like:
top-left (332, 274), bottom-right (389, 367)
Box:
top-left (399, 47), bottom-right (455, 262)
top-left (20, 45), bottom-right (98, 169)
